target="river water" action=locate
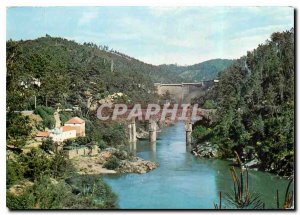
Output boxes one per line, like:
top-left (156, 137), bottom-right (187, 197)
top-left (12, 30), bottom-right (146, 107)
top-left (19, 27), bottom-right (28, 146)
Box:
top-left (104, 122), bottom-right (291, 209)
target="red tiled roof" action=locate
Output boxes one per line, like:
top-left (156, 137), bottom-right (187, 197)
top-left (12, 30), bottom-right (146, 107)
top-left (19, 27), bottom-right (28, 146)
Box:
top-left (62, 126), bottom-right (76, 132)
top-left (65, 117), bottom-right (85, 124)
top-left (36, 131), bottom-right (49, 137)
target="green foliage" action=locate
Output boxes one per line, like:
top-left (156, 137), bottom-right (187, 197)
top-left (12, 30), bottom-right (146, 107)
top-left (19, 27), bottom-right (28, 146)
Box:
top-left (193, 29), bottom-right (294, 176)
top-left (20, 149), bottom-right (52, 180)
top-left (7, 175), bottom-right (118, 209)
top-left (101, 123), bottom-right (126, 147)
top-left (34, 106), bottom-right (55, 129)
top-left (7, 189), bottom-right (36, 209)
top-left (202, 100), bottom-right (217, 109)
top-left (6, 36), bottom-right (179, 112)
top-left (7, 148), bottom-right (118, 209)
top-left (75, 136), bottom-right (91, 146)
top-left (41, 138), bottom-right (54, 152)
top-left (159, 59), bottom-right (235, 81)
top-left (34, 106), bottom-right (55, 116)
top-left (6, 112), bottom-right (32, 147)
top-left (192, 125), bottom-right (212, 141)
top-left (50, 152), bottom-right (75, 179)
top-left (97, 140), bottom-right (108, 150)
top-left (30, 177), bottom-right (71, 209)
top-left (6, 160), bottom-right (25, 187)
top-left (103, 156), bottom-right (120, 170)
top-left (59, 111), bottom-right (72, 124)
top-left (62, 136), bottom-right (92, 149)
top-left (113, 150), bottom-right (128, 160)
top-left (65, 176), bottom-right (118, 209)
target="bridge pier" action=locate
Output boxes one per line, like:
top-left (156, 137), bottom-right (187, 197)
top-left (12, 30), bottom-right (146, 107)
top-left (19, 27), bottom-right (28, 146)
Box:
top-left (185, 121), bottom-right (193, 145)
top-left (128, 117), bottom-right (137, 143)
top-left (149, 119), bottom-right (157, 143)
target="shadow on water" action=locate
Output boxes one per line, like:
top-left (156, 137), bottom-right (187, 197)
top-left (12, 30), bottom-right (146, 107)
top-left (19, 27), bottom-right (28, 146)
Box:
top-left (104, 122), bottom-right (291, 209)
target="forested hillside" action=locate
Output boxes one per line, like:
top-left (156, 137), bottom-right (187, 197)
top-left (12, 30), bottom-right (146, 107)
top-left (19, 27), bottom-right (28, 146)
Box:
top-left (192, 29), bottom-right (294, 176)
top-left (159, 59), bottom-right (235, 82)
top-left (7, 35), bottom-right (184, 112)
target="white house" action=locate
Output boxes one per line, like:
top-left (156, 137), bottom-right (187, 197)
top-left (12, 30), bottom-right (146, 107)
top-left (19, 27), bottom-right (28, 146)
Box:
top-left (36, 117), bottom-right (85, 142)
top-left (48, 127), bottom-right (76, 142)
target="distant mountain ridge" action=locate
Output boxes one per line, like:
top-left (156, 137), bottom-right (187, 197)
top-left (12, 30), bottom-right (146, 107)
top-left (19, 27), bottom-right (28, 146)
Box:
top-left (159, 59), bottom-right (236, 82)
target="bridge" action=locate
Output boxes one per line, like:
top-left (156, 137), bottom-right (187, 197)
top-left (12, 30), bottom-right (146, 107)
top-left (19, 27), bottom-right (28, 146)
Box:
top-left (154, 80), bottom-right (218, 103)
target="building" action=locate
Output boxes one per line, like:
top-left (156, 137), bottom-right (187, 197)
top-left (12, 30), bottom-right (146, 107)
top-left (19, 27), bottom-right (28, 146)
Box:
top-left (64, 117), bottom-right (86, 137)
top-left (35, 131), bottom-right (50, 141)
top-left (48, 127), bottom-right (77, 142)
top-left (35, 116), bottom-right (85, 142)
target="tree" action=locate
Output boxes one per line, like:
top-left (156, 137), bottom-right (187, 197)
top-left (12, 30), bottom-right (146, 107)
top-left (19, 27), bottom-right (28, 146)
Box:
top-left (7, 112), bottom-right (32, 147)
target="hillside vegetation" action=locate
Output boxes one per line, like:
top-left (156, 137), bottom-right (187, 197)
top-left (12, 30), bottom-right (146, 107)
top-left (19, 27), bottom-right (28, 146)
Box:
top-left (159, 59), bottom-right (235, 82)
top-left (7, 35), bottom-right (186, 112)
top-left (192, 29), bottom-right (294, 176)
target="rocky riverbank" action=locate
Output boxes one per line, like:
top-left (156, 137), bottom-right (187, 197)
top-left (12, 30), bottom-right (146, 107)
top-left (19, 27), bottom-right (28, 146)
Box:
top-left (72, 147), bottom-right (159, 175)
top-left (191, 142), bottom-right (218, 158)
top-left (191, 143), bottom-right (265, 169)
top-left (191, 143), bottom-right (293, 177)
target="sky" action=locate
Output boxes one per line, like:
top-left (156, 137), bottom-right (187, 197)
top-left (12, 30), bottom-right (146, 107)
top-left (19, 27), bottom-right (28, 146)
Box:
top-left (6, 6), bottom-right (294, 65)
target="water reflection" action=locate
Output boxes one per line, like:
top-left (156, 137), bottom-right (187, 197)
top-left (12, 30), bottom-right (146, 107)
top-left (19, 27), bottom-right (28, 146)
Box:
top-left (128, 141), bottom-right (136, 155)
top-left (150, 142), bottom-right (156, 161)
top-left (186, 143), bottom-right (192, 153)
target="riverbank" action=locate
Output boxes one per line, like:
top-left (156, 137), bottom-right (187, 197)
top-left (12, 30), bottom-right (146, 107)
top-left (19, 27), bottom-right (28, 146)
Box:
top-left (190, 142), bottom-right (293, 178)
top-left (72, 147), bottom-right (159, 175)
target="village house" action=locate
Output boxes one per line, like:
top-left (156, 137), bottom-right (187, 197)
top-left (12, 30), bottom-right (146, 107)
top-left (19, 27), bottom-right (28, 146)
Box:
top-left (49, 127), bottom-right (77, 142)
top-left (64, 117), bottom-right (86, 137)
top-left (35, 131), bottom-right (50, 141)
top-left (35, 116), bottom-right (86, 142)
top-left (33, 114), bottom-right (99, 159)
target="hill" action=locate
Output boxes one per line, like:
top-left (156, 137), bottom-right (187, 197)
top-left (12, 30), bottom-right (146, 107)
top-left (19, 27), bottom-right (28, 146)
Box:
top-left (6, 35), bottom-right (184, 112)
top-left (159, 59), bottom-right (235, 82)
top-left (192, 29), bottom-right (294, 176)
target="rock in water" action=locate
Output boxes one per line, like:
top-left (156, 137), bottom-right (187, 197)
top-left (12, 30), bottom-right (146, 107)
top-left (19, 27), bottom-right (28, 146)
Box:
top-left (191, 142), bottom-right (218, 158)
top-left (245, 158), bottom-right (260, 169)
top-left (117, 157), bottom-right (159, 174)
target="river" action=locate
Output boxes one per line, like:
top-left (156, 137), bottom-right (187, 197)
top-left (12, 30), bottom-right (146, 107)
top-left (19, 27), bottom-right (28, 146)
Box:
top-left (104, 122), bottom-right (291, 209)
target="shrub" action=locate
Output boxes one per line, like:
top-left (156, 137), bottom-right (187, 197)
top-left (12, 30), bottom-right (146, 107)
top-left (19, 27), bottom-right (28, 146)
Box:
top-left (34, 106), bottom-right (55, 129)
top-left (20, 149), bottom-right (51, 180)
top-left (59, 112), bottom-right (72, 124)
top-left (41, 138), bottom-right (54, 152)
top-left (113, 150), bottom-right (128, 160)
top-left (7, 112), bottom-right (32, 147)
top-left (102, 124), bottom-right (126, 147)
top-left (103, 156), bottom-right (120, 170)
top-left (64, 176), bottom-right (118, 209)
top-left (50, 152), bottom-right (75, 179)
top-left (192, 125), bottom-right (212, 141)
top-left (7, 176), bottom-right (73, 209)
top-left (7, 190), bottom-right (35, 209)
top-left (42, 116), bottom-right (55, 129)
top-left (97, 140), bottom-right (107, 150)
top-left (202, 100), bottom-right (216, 109)
top-left (75, 136), bottom-right (91, 146)
top-left (30, 177), bottom-right (71, 209)
top-left (7, 160), bottom-right (25, 187)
